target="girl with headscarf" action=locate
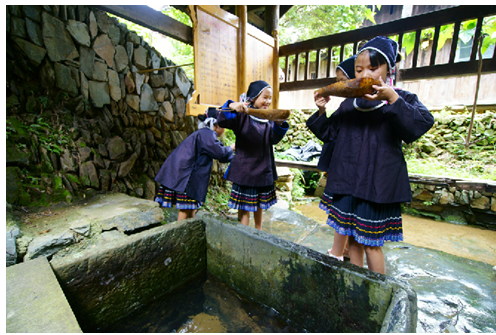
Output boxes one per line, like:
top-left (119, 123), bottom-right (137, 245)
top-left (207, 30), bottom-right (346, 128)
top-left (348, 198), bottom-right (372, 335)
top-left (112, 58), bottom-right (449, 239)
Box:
top-left (312, 55), bottom-right (356, 262)
top-left (217, 80), bottom-right (289, 230)
top-left (154, 108), bottom-right (234, 221)
top-left (307, 36), bottom-right (434, 274)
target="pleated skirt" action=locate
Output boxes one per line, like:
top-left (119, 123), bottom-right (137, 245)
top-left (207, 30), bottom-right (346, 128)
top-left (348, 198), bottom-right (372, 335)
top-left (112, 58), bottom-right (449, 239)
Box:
top-left (320, 192), bottom-right (403, 247)
top-left (228, 183), bottom-right (277, 212)
top-left (155, 185), bottom-right (202, 210)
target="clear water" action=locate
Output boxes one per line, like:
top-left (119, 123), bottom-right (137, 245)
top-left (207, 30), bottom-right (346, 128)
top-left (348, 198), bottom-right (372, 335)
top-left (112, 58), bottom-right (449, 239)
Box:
top-left (99, 272), bottom-right (301, 333)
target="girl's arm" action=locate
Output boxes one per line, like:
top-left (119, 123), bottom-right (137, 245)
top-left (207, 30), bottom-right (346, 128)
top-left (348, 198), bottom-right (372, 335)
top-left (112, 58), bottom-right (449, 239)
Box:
top-left (306, 107), bottom-right (339, 143)
top-left (201, 131), bottom-right (235, 163)
top-left (216, 100), bottom-right (248, 133)
top-left (384, 90), bottom-right (435, 143)
top-left (269, 120), bottom-right (289, 145)
top-left (314, 91), bottom-right (330, 117)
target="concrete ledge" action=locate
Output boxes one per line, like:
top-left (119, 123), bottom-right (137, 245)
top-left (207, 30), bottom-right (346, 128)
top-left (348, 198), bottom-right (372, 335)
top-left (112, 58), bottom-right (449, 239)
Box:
top-left (203, 213), bottom-right (417, 333)
top-left (6, 257), bottom-right (82, 333)
top-left (50, 218), bottom-right (206, 331)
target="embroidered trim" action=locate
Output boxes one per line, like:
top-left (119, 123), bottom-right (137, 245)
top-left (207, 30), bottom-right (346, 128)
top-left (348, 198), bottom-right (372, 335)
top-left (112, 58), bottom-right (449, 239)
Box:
top-left (249, 115), bottom-right (269, 123)
top-left (353, 99), bottom-right (387, 112)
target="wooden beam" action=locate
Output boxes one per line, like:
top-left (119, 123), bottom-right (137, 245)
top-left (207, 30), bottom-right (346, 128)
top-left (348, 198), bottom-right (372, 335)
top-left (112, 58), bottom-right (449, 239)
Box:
top-left (281, 77), bottom-right (337, 92)
top-left (248, 12), bottom-right (265, 30)
top-left (275, 159), bottom-right (322, 172)
top-left (400, 58), bottom-right (496, 80)
top-left (93, 5), bottom-right (193, 45)
top-left (280, 57), bottom-right (496, 91)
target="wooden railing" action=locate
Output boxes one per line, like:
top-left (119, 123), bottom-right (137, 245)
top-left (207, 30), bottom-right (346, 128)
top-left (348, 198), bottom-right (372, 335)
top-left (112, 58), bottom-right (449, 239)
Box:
top-left (279, 5), bottom-right (496, 92)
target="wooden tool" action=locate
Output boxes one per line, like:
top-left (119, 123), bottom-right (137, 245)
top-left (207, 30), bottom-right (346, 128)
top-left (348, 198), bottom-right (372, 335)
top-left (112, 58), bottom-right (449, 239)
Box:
top-left (247, 108), bottom-right (291, 121)
top-left (315, 77), bottom-right (381, 98)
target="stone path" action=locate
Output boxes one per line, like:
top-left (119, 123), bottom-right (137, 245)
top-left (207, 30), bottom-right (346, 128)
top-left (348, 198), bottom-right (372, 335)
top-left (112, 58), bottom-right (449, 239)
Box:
top-left (6, 257), bottom-right (81, 333)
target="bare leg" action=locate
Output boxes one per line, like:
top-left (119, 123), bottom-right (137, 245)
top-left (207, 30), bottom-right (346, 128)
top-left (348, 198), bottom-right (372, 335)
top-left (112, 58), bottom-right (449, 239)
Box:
top-left (343, 239), bottom-right (350, 258)
top-left (177, 209), bottom-right (196, 221)
top-left (364, 246), bottom-right (385, 274)
top-left (253, 207), bottom-right (263, 230)
top-left (329, 233), bottom-right (348, 259)
top-left (238, 209), bottom-right (250, 226)
top-left (348, 235), bottom-right (365, 268)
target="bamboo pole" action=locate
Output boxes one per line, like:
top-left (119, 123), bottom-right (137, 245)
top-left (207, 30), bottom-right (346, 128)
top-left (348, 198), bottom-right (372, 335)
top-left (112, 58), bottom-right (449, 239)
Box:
top-left (465, 33), bottom-right (487, 148)
top-left (237, 5), bottom-right (247, 100)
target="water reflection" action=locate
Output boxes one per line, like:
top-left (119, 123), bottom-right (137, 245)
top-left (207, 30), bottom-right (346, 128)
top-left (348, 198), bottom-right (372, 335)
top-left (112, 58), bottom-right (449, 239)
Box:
top-left (100, 273), bottom-right (300, 333)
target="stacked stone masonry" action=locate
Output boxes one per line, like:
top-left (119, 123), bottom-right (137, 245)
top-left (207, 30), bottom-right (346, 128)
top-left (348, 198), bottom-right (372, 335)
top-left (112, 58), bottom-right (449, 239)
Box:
top-left (6, 5), bottom-right (196, 206)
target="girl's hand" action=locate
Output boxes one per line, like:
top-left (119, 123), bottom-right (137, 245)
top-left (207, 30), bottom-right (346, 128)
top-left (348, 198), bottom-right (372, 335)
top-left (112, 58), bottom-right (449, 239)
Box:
top-left (230, 143), bottom-right (235, 151)
top-left (363, 77), bottom-right (399, 104)
top-left (314, 92), bottom-right (330, 116)
top-left (229, 102), bottom-right (249, 114)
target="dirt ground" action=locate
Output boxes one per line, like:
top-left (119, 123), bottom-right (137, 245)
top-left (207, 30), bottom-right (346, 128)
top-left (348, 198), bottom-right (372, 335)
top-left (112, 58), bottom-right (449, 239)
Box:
top-left (295, 202), bottom-right (496, 266)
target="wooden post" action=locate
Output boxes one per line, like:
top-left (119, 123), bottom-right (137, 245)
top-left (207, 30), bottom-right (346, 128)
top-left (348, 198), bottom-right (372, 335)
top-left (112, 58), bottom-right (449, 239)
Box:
top-left (237, 5), bottom-right (247, 100)
top-left (265, 5), bottom-right (279, 36)
top-left (465, 34), bottom-right (487, 148)
top-left (272, 29), bottom-right (280, 109)
top-left (267, 5), bottom-right (280, 109)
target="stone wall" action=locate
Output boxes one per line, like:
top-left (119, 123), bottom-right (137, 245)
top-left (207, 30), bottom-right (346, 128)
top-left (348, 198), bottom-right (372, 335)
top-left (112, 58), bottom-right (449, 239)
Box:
top-left (6, 5), bottom-right (196, 206)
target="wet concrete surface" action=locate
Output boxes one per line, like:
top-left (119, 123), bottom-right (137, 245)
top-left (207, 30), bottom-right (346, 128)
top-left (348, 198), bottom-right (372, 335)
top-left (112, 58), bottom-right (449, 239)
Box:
top-left (255, 203), bottom-right (496, 333)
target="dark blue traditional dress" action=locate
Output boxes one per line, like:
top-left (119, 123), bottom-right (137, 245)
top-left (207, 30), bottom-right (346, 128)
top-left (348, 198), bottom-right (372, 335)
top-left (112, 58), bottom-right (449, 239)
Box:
top-left (217, 100), bottom-right (289, 212)
top-left (307, 90), bottom-right (434, 246)
top-left (154, 127), bottom-right (234, 209)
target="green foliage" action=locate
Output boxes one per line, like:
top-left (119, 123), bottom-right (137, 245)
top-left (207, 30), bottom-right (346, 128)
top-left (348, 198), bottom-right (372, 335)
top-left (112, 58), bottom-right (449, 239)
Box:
top-left (6, 119), bottom-right (16, 140)
top-left (401, 15), bottom-right (496, 57)
top-left (279, 5), bottom-right (379, 69)
top-left (29, 117), bottom-right (69, 155)
top-left (279, 5), bottom-right (378, 46)
top-left (160, 6), bottom-right (194, 78)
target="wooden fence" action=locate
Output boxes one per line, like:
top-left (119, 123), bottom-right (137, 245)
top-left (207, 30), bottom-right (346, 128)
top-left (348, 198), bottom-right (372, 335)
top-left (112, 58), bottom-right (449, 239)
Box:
top-left (279, 5), bottom-right (496, 92)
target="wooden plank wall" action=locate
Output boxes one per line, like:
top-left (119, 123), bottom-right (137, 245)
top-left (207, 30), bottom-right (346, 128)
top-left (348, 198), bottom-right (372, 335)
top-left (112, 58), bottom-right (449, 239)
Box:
top-left (187, 5), bottom-right (276, 116)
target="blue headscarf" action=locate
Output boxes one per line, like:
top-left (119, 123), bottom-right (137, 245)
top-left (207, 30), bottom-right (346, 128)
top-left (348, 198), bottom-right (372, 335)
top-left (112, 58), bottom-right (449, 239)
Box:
top-left (336, 55), bottom-right (356, 80)
top-left (240, 80), bottom-right (271, 104)
top-left (358, 36), bottom-right (399, 83)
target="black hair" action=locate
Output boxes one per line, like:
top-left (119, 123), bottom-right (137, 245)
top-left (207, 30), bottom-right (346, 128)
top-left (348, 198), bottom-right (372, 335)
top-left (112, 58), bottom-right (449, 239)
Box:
top-left (367, 49), bottom-right (402, 71)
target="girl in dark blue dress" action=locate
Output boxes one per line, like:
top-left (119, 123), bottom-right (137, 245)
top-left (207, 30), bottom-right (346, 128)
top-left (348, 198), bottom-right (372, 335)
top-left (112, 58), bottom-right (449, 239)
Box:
top-left (154, 108), bottom-right (234, 221)
top-left (308, 36), bottom-right (434, 274)
top-left (217, 80), bottom-right (289, 230)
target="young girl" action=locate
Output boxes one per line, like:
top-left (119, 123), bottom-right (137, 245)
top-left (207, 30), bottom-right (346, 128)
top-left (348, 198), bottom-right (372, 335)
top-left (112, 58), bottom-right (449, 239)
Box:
top-left (316, 55), bottom-right (356, 262)
top-left (307, 36), bottom-right (434, 274)
top-left (217, 80), bottom-right (289, 230)
top-left (154, 108), bottom-right (235, 221)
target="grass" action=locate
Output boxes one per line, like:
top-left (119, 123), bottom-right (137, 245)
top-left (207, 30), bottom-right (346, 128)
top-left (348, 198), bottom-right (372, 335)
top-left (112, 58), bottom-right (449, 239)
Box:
top-left (406, 157), bottom-right (496, 181)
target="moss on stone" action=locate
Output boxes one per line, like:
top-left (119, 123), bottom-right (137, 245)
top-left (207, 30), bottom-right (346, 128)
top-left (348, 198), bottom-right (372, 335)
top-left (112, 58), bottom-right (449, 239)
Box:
top-left (65, 173), bottom-right (81, 185)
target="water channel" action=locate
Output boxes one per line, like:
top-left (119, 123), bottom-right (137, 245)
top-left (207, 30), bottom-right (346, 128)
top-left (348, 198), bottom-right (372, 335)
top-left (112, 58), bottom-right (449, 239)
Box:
top-left (293, 200), bottom-right (496, 333)
top-left (100, 199), bottom-right (495, 333)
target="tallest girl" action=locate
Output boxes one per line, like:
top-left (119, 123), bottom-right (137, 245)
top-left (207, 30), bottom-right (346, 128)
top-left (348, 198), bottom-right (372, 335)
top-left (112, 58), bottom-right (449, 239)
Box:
top-left (307, 36), bottom-right (434, 274)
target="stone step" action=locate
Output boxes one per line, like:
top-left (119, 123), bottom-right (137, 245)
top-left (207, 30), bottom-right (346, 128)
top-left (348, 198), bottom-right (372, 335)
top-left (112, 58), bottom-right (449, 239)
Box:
top-left (6, 257), bottom-right (82, 333)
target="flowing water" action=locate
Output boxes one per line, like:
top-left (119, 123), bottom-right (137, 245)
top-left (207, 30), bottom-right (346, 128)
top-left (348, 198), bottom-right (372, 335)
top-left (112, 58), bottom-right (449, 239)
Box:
top-left (290, 200), bottom-right (496, 333)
